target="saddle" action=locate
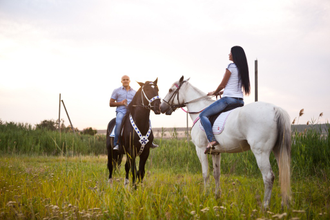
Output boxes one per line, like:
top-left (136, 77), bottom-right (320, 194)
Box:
top-left (209, 102), bottom-right (244, 126)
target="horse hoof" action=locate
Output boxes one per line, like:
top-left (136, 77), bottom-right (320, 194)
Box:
top-left (108, 178), bottom-right (113, 184)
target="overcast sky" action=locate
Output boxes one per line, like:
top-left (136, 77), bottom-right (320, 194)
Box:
top-left (1, 0), bottom-right (329, 130)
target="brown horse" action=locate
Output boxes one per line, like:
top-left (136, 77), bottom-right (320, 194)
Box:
top-left (107, 78), bottom-right (161, 186)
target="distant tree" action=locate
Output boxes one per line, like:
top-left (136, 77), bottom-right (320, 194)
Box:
top-left (81, 127), bottom-right (97, 136)
top-left (35, 120), bottom-right (57, 131)
top-left (65, 126), bottom-right (79, 133)
top-left (55, 119), bottom-right (78, 133)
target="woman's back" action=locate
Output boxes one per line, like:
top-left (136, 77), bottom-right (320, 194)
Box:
top-left (223, 63), bottom-right (243, 98)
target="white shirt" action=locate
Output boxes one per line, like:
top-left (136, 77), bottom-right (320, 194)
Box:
top-left (222, 63), bottom-right (243, 98)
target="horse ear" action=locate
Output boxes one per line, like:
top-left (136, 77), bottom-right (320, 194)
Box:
top-left (154, 78), bottom-right (158, 85)
top-left (179, 76), bottom-right (184, 83)
top-left (186, 77), bottom-right (190, 82)
top-left (137, 81), bottom-right (144, 87)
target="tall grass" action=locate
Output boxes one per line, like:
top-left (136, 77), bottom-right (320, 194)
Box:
top-left (1, 121), bottom-right (330, 178)
top-left (0, 122), bottom-right (330, 219)
top-left (150, 124), bottom-right (330, 179)
top-left (0, 122), bottom-right (106, 156)
top-left (291, 124), bottom-right (330, 179)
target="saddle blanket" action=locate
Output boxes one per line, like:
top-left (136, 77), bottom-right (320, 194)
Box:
top-left (198, 109), bottom-right (234, 135)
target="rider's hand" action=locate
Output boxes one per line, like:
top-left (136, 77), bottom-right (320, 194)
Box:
top-left (214, 91), bottom-right (223, 96)
top-left (121, 99), bottom-right (128, 106)
top-left (207, 91), bottom-right (215, 96)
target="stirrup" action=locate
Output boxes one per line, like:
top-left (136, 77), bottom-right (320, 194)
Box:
top-left (204, 141), bottom-right (218, 154)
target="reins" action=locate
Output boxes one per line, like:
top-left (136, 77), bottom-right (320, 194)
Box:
top-left (163, 80), bottom-right (207, 114)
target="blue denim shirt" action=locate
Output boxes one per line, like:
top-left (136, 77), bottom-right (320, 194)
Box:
top-left (111, 86), bottom-right (136, 114)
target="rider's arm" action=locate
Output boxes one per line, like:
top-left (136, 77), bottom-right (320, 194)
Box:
top-left (109, 98), bottom-right (127, 107)
top-left (208, 69), bottom-right (231, 96)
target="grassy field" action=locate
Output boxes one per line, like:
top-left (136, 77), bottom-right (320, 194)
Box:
top-left (0, 122), bottom-right (330, 219)
top-left (1, 155), bottom-right (329, 220)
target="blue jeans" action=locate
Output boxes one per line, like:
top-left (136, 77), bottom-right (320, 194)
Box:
top-left (114, 111), bottom-right (125, 146)
top-left (199, 97), bottom-right (244, 142)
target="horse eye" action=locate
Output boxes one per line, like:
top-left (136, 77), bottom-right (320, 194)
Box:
top-left (169, 89), bottom-right (173, 93)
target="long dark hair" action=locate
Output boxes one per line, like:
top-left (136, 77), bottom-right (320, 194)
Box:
top-left (231, 46), bottom-right (250, 95)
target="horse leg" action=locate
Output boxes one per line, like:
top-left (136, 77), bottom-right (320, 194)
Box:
top-left (137, 157), bottom-right (147, 183)
top-left (212, 153), bottom-right (221, 198)
top-left (253, 150), bottom-right (274, 209)
top-left (106, 136), bottom-right (113, 184)
top-left (107, 157), bottom-right (113, 184)
top-left (195, 146), bottom-right (210, 190)
top-left (124, 159), bottom-right (130, 186)
top-left (130, 157), bottom-right (137, 187)
top-left (138, 149), bottom-right (150, 183)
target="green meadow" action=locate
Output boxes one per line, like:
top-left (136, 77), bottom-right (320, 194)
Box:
top-left (0, 122), bottom-right (329, 219)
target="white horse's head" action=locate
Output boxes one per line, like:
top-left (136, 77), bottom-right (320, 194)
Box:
top-left (160, 76), bottom-right (190, 115)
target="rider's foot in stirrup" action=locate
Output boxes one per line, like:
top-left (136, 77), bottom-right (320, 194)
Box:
top-left (113, 145), bottom-right (119, 151)
top-left (151, 142), bottom-right (159, 149)
top-left (204, 141), bottom-right (218, 154)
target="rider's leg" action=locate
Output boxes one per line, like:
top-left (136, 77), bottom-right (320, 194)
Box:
top-left (114, 112), bottom-right (125, 150)
top-left (199, 98), bottom-right (228, 143)
top-left (200, 97), bottom-right (243, 153)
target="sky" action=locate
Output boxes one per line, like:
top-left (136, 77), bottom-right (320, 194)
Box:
top-left (1, 0), bottom-right (329, 130)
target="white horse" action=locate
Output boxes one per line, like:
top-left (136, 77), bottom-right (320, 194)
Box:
top-left (160, 76), bottom-right (291, 209)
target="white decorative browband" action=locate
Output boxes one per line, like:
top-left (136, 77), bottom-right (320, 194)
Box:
top-left (129, 114), bottom-right (152, 156)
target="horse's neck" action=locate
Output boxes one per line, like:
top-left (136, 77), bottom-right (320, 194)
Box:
top-left (184, 83), bottom-right (213, 122)
top-left (130, 98), bottom-right (150, 130)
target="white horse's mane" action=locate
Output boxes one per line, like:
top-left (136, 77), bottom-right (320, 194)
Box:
top-left (186, 81), bottom-right (213, 101)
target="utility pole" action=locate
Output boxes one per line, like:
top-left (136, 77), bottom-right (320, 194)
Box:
top-left (58, 93), bottom-right (61, 133)
top-left (255, 59), bottom-right (258, 102)
top-left (61, 100), bottom-right (76, 134)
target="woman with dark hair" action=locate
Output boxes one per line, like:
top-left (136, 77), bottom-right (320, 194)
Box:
top-left (200, 46), bottom-right (250, 153)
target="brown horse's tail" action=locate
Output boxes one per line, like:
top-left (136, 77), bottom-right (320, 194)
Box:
top-left (274, 107), bottom-right (291, 207)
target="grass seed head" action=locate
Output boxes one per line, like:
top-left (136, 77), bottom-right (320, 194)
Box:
top-left (299, 109), bottom-right (304, 117)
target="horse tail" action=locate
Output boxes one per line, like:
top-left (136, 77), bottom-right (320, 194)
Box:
top-left (274, 107), bottom-right (291, 206)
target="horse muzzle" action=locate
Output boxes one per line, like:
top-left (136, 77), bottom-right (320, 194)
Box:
top-left (160, 102), bottom-right (173, 115)
top-left (154, 108), bottom-right (161, 115)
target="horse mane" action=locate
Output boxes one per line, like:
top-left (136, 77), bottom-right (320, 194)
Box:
top-left (185, 81), bottom-right (213, 101)
top-left (127, 87), bottom-right (142, 114)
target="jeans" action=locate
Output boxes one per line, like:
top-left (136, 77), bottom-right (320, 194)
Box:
top-left (114, 111), bottom-right (125, 146)
top-left (199, 97), bottom-right (244, 142)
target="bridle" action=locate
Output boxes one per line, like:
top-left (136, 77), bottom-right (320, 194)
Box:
top-left (133, 84), bottom-right (160, 110)
top-left (162, 80), bottom-right (208, 114)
